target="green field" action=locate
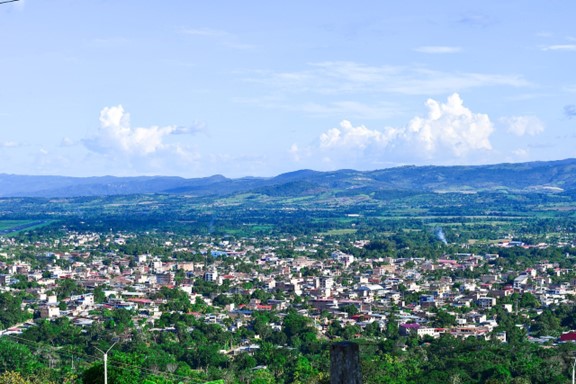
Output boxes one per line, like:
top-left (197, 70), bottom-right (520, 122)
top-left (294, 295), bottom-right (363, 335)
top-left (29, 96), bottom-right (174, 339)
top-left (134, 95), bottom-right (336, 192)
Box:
top-left (0, 220), bottom-right (52, 235)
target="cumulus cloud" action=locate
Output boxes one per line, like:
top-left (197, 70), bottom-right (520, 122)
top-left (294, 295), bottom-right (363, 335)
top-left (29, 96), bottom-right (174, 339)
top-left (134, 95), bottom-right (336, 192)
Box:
top-left (501, 116), bottom-right (544, 136)
top-left (289, 144), bottom-right (301, 162)
top-left (83, 105), bottom-right (201, 161)
top-left (315, 93), bottom-right (495, 156)
top-left (406, 93), bottom-right (493, 156)
top-left (295, 93), bottom-right (495, 167)
top-left (83, 105), bottom-right (174, 155)
top-left (81, 105), bottom-right (205, 174)
top-left (319, 120), bottom-right (399, 150)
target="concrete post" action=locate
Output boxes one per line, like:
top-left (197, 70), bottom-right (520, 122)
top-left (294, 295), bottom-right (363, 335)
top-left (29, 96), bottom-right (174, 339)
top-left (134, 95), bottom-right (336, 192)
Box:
top-left (330, 341), bottom-right (362, 384)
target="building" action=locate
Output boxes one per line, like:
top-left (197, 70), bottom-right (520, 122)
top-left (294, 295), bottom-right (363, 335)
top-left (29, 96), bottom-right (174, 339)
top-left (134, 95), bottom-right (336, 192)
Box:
top-left (39, 305), bottom-right (60, 319)
top-left (204, 268), bottom-right (218, 283)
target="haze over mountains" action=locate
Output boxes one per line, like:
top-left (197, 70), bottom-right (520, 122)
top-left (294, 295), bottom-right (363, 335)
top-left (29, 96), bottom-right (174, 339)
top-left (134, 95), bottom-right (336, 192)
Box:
top-left (1, 158), bottom-right (575, 198)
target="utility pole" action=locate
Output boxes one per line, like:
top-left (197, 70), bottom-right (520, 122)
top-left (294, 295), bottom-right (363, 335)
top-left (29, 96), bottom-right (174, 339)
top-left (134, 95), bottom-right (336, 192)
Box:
top-left (572, 357), bottom-right (576, 384)
top-left (95, 340), bottom-right (119, 384)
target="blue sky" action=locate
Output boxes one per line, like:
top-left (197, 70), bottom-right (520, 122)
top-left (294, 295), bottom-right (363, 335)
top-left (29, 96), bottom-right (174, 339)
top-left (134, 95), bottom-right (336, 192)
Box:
top-left (0, 1), bottom-right (575, 178)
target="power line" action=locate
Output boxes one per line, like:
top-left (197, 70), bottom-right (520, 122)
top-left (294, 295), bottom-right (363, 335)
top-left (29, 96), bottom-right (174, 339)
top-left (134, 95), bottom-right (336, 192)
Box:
top-left (0, 0), bottom-right (20, 5)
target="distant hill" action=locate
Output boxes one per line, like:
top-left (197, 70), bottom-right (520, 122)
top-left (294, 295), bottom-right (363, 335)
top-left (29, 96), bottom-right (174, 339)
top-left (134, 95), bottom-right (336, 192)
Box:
top-left (1, 158), bottom-right (576, 198)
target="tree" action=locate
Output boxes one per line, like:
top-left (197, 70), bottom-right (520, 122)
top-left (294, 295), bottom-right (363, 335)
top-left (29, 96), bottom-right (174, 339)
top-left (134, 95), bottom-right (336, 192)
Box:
top-left (0, 371), bottom-right (56, 384)
top-left (83, 351), bottom-right (147, 384)
top-left (212, 294), bottom-right (233, 307)
top-left (55, 278), bottom-right (84, 300)
top-left (0, 339), bottom-right (42, 376)
top-left (282, 310), bottom-right (314, 346)
top-left (432, 309), bottom-right (457, 328)
top-left (531, 309), bottom-right (562, 336)
top-left (0, 293), bottom-right (29, 329)
top-left (249, 368), bottom-right (276, 384)
top-left (93, 286), bottom-right (106, 304)
top-left (362, 353), bottom-right (419, 384)
top-left (519, 292), bottom-right (539, 309)
top-left (291, 356), bottom-right (319, 384)
top-left (340, 304), bottom-right (359, 316)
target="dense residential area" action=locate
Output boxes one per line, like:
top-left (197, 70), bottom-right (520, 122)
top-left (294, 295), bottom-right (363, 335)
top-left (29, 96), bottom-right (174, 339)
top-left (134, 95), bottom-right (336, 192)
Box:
top-left (2, 221), bottom-right (576, 383)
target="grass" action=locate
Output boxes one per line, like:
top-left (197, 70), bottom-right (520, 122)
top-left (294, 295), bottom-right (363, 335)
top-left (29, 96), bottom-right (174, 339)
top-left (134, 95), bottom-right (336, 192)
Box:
top-left (0, 220), bottom-right (53, 235)
top-left (0, 220), bottom-right (33, 230)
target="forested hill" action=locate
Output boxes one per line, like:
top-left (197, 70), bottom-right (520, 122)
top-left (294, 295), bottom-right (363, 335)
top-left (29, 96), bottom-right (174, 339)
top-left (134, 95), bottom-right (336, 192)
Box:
top-left (1, 158), bottom-right (576, 198)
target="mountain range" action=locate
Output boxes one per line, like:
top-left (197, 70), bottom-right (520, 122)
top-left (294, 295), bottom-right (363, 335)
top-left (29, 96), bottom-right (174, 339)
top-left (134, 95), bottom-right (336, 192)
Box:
top-left (1, 158), bottom-right (576, 198)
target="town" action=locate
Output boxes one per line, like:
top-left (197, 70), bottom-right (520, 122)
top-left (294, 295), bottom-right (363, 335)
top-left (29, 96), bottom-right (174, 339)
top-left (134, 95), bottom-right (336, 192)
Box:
top-left (1, 223), bottom-right (576, 383)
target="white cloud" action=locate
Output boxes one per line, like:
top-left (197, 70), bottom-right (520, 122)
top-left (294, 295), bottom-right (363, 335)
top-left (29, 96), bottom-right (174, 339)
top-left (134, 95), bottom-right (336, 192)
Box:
top-left (235, 95), bottom-right (403, 120)
top-left (60, 137), bottom-right (75, 147)
top-left (172, 124), bottom-right (205, 134)
top-left (295, 93), bottom-right (495, 167)
top-left (406, 93), bottom-right (493, 156)
top-left (84, 105), bottom-right (174, 155)
top-left (319, 120), bottom-right (399, 150)
top-left (249, 61), bottom-right (530, 96)
top-left (83, 105), bottom-right (201, 159)
top-left (289, 144), bottom-right (301, 162)
top-left (502, 115), bottom-right (544, 136)
top-left (541, 44), bottom-right (576, 51)
top-left (0, 141), bottom-right (19, 148)
top-left (512, 148), bottom-right (529, 157)
top-left (414, 46), bottom-right (462, 54)
top-left (297, 101), bottom-right (402, 120)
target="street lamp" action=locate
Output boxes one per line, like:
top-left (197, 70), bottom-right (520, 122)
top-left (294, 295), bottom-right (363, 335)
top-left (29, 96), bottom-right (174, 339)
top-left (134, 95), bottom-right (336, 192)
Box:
top-left (94, 340), bottom-right (119, 384)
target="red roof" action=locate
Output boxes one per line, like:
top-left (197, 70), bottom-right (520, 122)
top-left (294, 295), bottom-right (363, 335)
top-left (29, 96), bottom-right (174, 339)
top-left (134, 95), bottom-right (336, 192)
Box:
top-left (560, 332), bottom-right (576, 342)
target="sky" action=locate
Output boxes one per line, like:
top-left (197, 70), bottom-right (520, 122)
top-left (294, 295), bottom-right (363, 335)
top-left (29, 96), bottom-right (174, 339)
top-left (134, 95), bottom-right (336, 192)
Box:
top-left (0, 1), bottom-right (575, 178)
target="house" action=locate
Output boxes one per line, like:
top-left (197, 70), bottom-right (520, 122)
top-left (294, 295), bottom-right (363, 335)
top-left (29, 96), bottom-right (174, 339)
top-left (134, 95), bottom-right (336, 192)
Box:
top-left (399, 323), bottom-right (438, 338)
top-left (476, 297), bottom-right (497, 309)
top-left (204, 269), bottom-right (218, 283)
top-left (560, 331), bottom-right (576, 342)
top-left (513, 275), bottom-right (530, 290)
top-left (39, 305), bottom-right (60, 319)
top-left (420, 295), bottom-right (436, 308)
